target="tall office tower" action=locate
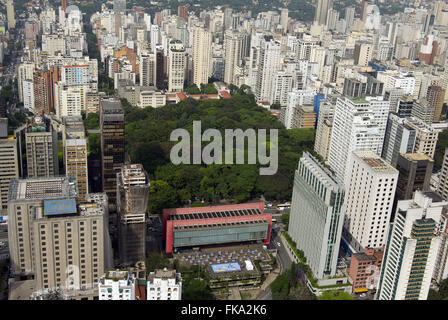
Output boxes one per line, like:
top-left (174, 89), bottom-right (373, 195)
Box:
top-left (168, 40), bottom-right (186, 92)
top-left (98, 270), bottom-right (136, 300)
top-left (360, 0), bottom-right (369, 21)
top-left (7, 0), bottom-right (15, 29)
top-left (255, 37), bottom-right (281, 102)
top-left (381, 113), bottom-right (416, 166)
top-left (147, 269), bottom-right (182, 300)
top-left (280, 8), bottom-right (289, 32)
top-left (8, 177), bottom-right (111, 298)
top-left (427, 85), bottom-right (445, 122)
top-left (405, 117), bottom-right (439, 158)
top-left (270, 71), bottom-right (293, 106)
top-left (377, 191), bottom-right (446, 300)
top-left (284, 89), bottom-right (315, 129)
top-left (397, 96), bottom-right (414, 118)
top-left (117, 164), bottom-right (150, 265)
top-left (345, 7), bottom-right (355, 31)
top-left (327, 96), bottom-right (389, 184)
top-left (114, 0), bottom-right (126, 15)
top-left (288, 152), bottom-right (345, 279)
top-left (100, 99), bottom-right (125, 205)
top-left (139, 51), bottom-right (156, 87)
top-left (354, 42), bottom-right (373, 67)
top-left (395, 153), bottom-right (433, 201)
top-left (315, 0), bottom-right (333, 25)
top-left (0, 119), bottom-right (18, 211)
top-left (223, 30), bottom-right (243, 85)
top-left (25, 117), bottom-right (59, 178)
top-left (192, 26), bottom-right (211, 88)
top-left (343, 151), bottom-right (398, 252)
top-left (33, 67), bottom-right (61, 115)
top-left (314, 100), bottom-right (334, 161)
top-left (63, 116), bottom-right (88, 201)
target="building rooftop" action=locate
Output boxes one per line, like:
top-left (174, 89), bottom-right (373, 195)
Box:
top-left (354, 151), bottom-right (397, 173)
top-left (8, 176), bottom-right (78, 202)
top-left (147, 268), bottom-right (179, 282)
top-left (402, 153), bottom-right (434, 162)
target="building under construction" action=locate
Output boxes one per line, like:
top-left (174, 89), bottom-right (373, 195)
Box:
top-left (117, 164), bottom-right (150, 265)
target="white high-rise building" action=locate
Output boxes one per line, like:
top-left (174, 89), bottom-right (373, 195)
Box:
top-left (147, 269), bottom-right (182, 300)
top-left (223, 30), bottom-right (244, 85)
top-left (343, 150), bottom-right (398, 252)
top-left (315, 0), bottom-right (333, 25)
top-left (288, 152), bottom-right (345, 279)
top-left (280, 8), bottom-right (289, 31)
top-left (7, 0), bottom-right (15, 29)
top-left (139, 51), bottom-right (156, 87)
top-left (18, 62), bottom-right (35, 103)
top-left (23, 80), bottom-right (35, 112)
top-left (98, 270), bottom-right (136, 300)
top-left (377, 191), bottom-right (446, 300)
top-left (255, 37), bottom-right (281, 102)
top-left (168, 40), bottom-right (186, 92)
top-left (192, 26), bottom-right (211, 88)
top-left (269, 71), bottom-right (293, 106)
top-left (327, 96), bottom-right (390, 184)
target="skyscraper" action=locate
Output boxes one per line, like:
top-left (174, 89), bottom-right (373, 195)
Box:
top-left (100, 98), bottom-right (125, 205)
top-left (315, 0), bottom-right (333, 26)
top-left (255, 37), bottom-right (281, 102)
top-left (280, 8), bottom-right (289, 32)
top-left (314, 100), bottom-right (334, 161)
top-left (7, 0), bottom-right (15, 29)
top-left (117, 164), bottom-right (150, 265)
top-left (192, 26), bottom-right (211, 88)
top-left (224, 30), bottom-right (244, 85)
top-left (168, 40), bottom-right (186, 92)
top-left (63, 116), bottom-right (88, 201)
top-left (288, 152), bottom-right (345, 279)
top-left (327, 96), bottom-right (390, 183)
top-left (426, 85), bottom-right (445, 122)
top-left (25, 117), bottom-right (59, 178)
top-left (377, 191), bottom-right (446, 300)
top-left (343, 151), bottom-right (398, 252)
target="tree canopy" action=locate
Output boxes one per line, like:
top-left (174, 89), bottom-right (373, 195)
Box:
top-left (125, 93), bottom-right (316, 214)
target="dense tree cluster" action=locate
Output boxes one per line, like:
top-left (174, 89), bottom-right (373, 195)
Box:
top-left (124, 93), bottom-right (316, 214)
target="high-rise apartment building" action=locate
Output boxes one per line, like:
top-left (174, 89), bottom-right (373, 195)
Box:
top-left (280, 8), bottom-right (289, 32)
top-left (437, 148), bottom-right (448, 201)
top-left (411, 99), bottom-right (435, 125)
top-left (147, 269), bottom-right (182, 300)
top-left (7, 0), bottom-right (15, 29)
top-left (168, 40), bottom-right (186, 92)
top-left (377, 191), bottom-right (446, 300)
top-left (224, 30), bottom-right (244, 85)
top-left (192, 26), bottom-right (211, 88)
top-left (139, 51), bottom-right (156, 87)
top-left (343, 151), bottom-right (398, 252)
top-left (63, 116), bottom-right (88, 201)
top-left (327, 96), bottom-right (389, 184)
top-left (395, 153), bottom-right (433, 201)
top-left (288, 152), bottom-right (345, 279)
top-left (354, 42), bottom-right (373, 67)
top-left (315, 0), bottom-right (333, 25)
top-left (100, 98), bottom-right (125, 205)
top-left (255, 37), bottom-right (281, 102)
top-left (117, 164), bottom-right (150, 265)
top-left (381, 113), bottom-right (416, 166)
top-left (25, 117), bottom-right (59, 178)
